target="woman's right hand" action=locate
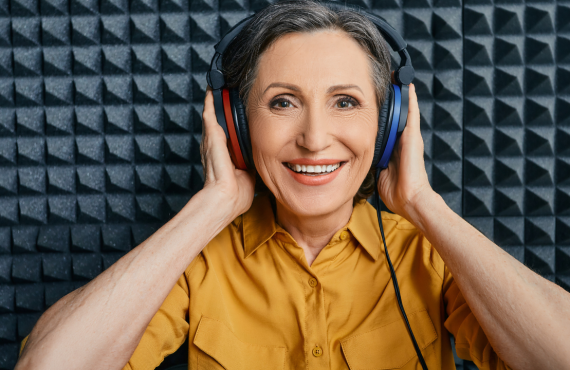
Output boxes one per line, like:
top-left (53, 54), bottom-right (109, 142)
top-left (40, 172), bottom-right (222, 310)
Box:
top-left (200, 86), bottom-right (256, 219)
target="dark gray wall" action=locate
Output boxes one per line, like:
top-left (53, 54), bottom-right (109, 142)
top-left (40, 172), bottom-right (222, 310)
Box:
top-left (0, 0), bottom-right (566, 369)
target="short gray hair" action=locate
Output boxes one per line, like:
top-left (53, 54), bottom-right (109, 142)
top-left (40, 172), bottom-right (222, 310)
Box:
top-left (221, 0), bottom-right (393, 202)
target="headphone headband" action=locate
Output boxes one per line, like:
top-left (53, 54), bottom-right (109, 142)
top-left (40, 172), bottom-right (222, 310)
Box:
top-left (214, 15), bottom-right (255, 55)
top-left (206, 1), bottom-right (414, 173)
top-left (207, 1), bottom-right (415, 90)
top-left (324, 2), bottom-right (406, 51)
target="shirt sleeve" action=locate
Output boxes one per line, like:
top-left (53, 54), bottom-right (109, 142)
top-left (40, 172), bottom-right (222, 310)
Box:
top-left (443, 266), bottom-right (512, 370)
top-left (17, 273), bottom-right (189, 369)
top-left (17, 265), bottom-right (192, 369)
top-left (122, 271), bottom-right (190, 370)
top-left (19, 335), bottom-right (28, 357)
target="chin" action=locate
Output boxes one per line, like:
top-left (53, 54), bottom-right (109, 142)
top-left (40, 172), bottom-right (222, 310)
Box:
top-left (274, 183), bottom-right (356, 217)
top-left (295, 196), bottom-right (351, 217)
top-left (261, 161), bottom-right (364, 217)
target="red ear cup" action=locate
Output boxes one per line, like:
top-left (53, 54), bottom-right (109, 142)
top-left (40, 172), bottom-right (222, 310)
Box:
top-left (228, 88), bottom-right (253, 169)
top-left (222, 88), bottom-right (248, 170)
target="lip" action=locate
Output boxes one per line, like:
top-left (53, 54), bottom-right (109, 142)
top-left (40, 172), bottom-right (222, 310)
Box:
top-left (283, 162), bottom-right (345, 186)
top-left (285, 158), bottom-right (345, 166)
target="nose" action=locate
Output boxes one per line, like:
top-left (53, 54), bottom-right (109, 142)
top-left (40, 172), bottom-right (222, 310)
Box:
top-left (296, 104), bottom-right (332, 153)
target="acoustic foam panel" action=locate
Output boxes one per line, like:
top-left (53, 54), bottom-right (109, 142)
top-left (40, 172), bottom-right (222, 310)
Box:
top-left (0, 0), bottom-right (564, 369)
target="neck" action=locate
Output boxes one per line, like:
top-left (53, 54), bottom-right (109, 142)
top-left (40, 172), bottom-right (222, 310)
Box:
top-left (275, 199), bottom-right (354, 266)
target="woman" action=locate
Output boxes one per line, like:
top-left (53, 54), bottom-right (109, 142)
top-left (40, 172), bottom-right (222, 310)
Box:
top-left (15, 1), bottom-right (570, 369)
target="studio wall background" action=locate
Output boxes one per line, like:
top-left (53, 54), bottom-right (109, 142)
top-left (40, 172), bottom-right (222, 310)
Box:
top-left (0, 0), bottom-right (566, 368)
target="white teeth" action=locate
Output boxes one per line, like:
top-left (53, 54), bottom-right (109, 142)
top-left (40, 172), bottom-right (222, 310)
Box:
top-left (286, 162), bottom-right (342, 175)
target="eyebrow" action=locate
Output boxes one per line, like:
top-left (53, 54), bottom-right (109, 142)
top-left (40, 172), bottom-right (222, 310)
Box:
top-left (263, 83), bottom-right (363, 95)
top-left (326, 84), bottom-right (363, 94)
top-left (263, 82), bottom-right (300, 95)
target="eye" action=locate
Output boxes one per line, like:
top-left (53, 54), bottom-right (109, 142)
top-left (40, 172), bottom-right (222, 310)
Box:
top-left (335, 96), bottom-right (358, 109)
top-left (270, 97), bottom-right (293, 109)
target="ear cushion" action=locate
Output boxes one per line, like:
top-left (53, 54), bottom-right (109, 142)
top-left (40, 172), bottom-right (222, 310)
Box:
top-left (372, 84), bottom-right (394, 168)
top-left (229, 88), bottom-right (253, 169)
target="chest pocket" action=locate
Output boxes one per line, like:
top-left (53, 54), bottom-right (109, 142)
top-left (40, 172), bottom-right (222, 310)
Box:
top-left (340, 309), bottom-right (438, 370)
top-left (193, 316), bottom-right (287, 370)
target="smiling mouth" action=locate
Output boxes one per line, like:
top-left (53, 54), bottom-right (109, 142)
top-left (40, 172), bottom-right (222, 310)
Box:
top-left (284, 162), bottom-right (343, 176)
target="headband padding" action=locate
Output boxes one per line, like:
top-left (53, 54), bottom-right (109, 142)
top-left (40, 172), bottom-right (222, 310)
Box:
top-left (372, 85), bottom-right (394, 167)
top-left (229, 88), bottom-right (253, 169)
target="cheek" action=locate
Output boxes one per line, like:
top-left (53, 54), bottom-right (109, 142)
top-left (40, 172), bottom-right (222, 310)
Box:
top-left (248, 114), bottom-right (291, 169)
top-left (341, 117), bottom-right (378, 167)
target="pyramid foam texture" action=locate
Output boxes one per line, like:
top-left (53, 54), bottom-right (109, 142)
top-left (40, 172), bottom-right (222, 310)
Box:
top-left (0, 0), bottom-right (567, 369)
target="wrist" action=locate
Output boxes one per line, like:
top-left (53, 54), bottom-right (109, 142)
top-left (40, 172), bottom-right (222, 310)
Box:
top-left (402, 187), bottom-right (445, 232)
top-left (173, 188), bottom-right (239, 239)
top-left (192, 186), bottom-right (241, 223)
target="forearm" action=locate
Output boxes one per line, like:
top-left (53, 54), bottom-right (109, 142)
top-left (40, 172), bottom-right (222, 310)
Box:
top-left (405, 190), bottom-right (570, 370)
top-left (15, 188), bottom-right (235, 370)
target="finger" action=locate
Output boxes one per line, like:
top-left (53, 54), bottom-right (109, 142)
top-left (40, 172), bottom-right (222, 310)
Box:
top-left (401, 84), bottom-right (425, 158)
top-left (202, 89), bottom-right (228, 142)
top-left (405, 83), bottom-right (420, 133)
top-left (200, 144), bottom-right (207, 179)
top-left (200, 87), bottom-right (238, 184)
top-left (201, 90), bottom-right (209, 177)
top-left (202, 88), bottom-right (215, 125)
top-left (201, 88), bottom-right (219, 180)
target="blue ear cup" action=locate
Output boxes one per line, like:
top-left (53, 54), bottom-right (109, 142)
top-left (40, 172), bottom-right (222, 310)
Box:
top-left (380, 84), bottom-right (401, 168)
top-left (377, 84), bottom-right (401, 169)
top-left (372, 84), bottom-right (394, 167)
top-left (374, 83), bottom-right (409, 170)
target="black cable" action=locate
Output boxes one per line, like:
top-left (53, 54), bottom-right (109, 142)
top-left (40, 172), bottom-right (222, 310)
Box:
top-left (374, 172), bottom-right (429, 370)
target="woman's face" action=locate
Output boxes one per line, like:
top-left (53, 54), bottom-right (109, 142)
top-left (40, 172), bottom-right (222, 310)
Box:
top-left (247, 30), bottom-right (379, 217)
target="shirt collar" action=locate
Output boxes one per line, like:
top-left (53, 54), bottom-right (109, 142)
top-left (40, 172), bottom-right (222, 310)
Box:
top-left (346, 199), bottom-right (382, 261)
top-left (242, 195), bottom-right (382, 262)
top-left (242, 195), bottom-right (278, 259)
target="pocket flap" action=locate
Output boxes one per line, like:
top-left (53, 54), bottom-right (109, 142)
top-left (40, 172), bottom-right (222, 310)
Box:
top-left (193, 316), bottom-right (286, 370)
top-left (340, 309), bottom-right (438, 370)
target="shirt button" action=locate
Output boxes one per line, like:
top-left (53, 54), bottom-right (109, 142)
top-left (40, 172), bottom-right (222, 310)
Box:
top-left (312, 346), bottom-right (323, 357)
top-left (308, 278), bottom-right (318, 287)
top-left (340, 231), bottom-right (349, 240)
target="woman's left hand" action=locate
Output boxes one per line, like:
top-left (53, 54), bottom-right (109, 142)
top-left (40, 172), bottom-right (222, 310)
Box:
top-left (377, 80), bottom-right (435, 223)
top-left (379, 78), bottom-right (570, 370)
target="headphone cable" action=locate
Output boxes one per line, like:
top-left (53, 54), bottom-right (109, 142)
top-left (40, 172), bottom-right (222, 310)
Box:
top-left (374, 172), bottom-right (429, 370)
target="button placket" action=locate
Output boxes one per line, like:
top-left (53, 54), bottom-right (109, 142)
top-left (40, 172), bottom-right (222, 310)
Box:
top-left (305, 272), bottom-right (328, 369)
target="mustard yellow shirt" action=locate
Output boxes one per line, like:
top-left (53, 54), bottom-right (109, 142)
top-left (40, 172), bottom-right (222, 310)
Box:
top-left (20, 195), bottom-right (511, 370)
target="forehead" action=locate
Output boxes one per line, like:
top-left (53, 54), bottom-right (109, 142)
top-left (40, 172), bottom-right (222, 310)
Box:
top-left (254, 30), bottom-right (375, 93)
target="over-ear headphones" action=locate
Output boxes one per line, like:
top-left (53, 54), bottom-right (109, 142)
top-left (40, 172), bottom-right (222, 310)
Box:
top-left (206, 1), bottom-right (415, 171)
